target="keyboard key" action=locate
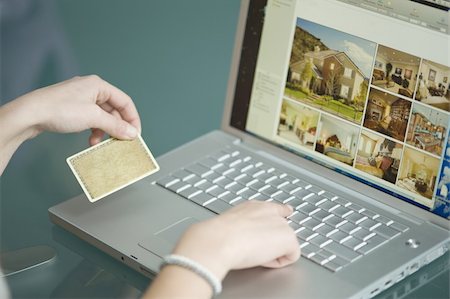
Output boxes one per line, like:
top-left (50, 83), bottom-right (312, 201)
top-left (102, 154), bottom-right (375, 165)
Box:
top-left (210, 151), bottom-right (231, 162)
top-left (324, 260), bottom-right (343, 272)
top-left (357, 235), bottom-right (387, 255)
top-left (319, 191), bottom-right (337, 200)
top-left (316, 224), bottom-right (338, 237)
top-left (332, 206), bottom-right (353, 218)
top-left (318, 200), bottom-right (340, 212)
top-left (310, 252), bottom-right (330, 266)
top-left (208, 186), bottom-right (229, 198)
top-left (288, 221), bottom-right (302, 232)
top-left (293, 189), bottom-right (314, 200)
top-left (339, 222), bottom-right (361, 235)
top-left (324, 241), bottom-right (361, 262)
top-left (311, 209), bottom-right (334, 222)
top-left (361, 209), bottom-right (379, 219)
top-left (310, 234), bottom-right (331, 248)
top-left (280, 183), bottom-right (302, 195)
top-left (260, 186), bottom-right (280, 197)
top-left (333, 197), bottom-right (351, 207)
top-left (303, 218), bottom-right (324, 231)
top-left (269, 178), bottom-right (289, 189)
top-left (375, 215), bottom-right (394, 226)
top-left (167, 181), bottom-right (192, 193)
top-left (298, 204), bottom-right (320, 216)
top-left (223, 169), bottom-right (241, 180)
top-left (297, 228), bottom-right (318, 242)
top-left (248, 180), bottom-right (266, 191)
top-left (300, 243), bottom-right (320, 258)
top-left (305, 185), bottom-right (322, 194)
top-left (196, 181), bottom-right (216, 192)
top-left (179, 186), bottom-right (202, 199)
top-left (227, 182), bottom-right (246, 194)
top-left (352, 228), bottom-right (376, 241)
top-left (238, 188), bottom-right (259, 199)
top-left (330, 230), bottom-right (349, 243)
top-left (373, 225), bottom-right (401, 239)
top-left (198, 157), bottom-right (221, 169)
top-left (230, 197), bottom-right (247, 206)
top-left (325, 216), bottom-right (347, 228)
top-left (207, 174), bottom-right (223, 185)
top-left (172, 169), bottom-right (195, 181)
top-left (289, 212), bottom-right (311, 225)
top-left (360, 219), bottom-right (381, 231)
top-left (272, 191), bottom-right (294, 203)
top-left (220, 192), bottom-right (240, 204)
top-left (236, 174), bottom-right (255, 186)
top-left (293, 179), bottom-right (311, 188)
top-left (348, 203), bottom-right (365, 213)
top-left (286, 198), bottom-right (305, 209)
top-left (185, 164), bottom-right (213, 178)
top-left (156, 176), bottom-right (180, 188)
top-left (204, 199), bottom-right (232, 214)
top-left (257, 173), bottom-right (278, 183)
top-left (342, 237), bottom-right (366, 251)
top-left (216, 177), bottom-right (235, 188)
top-left (184, 175), bottom-right (203, 186)
top-left (304, 195), bottom-right (326, 206)
top-left (346, 212), bottom-right (368, 225)
top-left (390, 222), bottom-right (409, 232)
top-left (190, 192), bottom-right (216, 206)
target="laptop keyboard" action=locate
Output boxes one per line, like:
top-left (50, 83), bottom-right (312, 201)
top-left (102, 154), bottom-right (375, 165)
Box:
top-left (156, 147), bottom-right (409, 272)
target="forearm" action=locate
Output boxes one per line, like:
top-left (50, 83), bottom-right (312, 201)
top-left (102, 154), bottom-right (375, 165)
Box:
top-left (142, 265), bottom-right (215, 299)
top-left (0, 95), bottom-right (41, 175)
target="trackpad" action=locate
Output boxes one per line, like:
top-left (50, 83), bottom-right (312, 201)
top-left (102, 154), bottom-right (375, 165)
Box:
top-left (138, 217), bottom-right (198, 257)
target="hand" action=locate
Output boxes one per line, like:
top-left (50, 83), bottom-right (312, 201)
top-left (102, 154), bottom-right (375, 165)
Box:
top-left (18, 75), bottom-right (141, 145)
top-left (172, 201), bottom-right (300, 280)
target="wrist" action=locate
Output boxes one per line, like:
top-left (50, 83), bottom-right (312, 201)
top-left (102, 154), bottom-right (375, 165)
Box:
top-left (172, 246), bottom-right (230, 281)
top-left (1, 94), bottom-right (43, 141)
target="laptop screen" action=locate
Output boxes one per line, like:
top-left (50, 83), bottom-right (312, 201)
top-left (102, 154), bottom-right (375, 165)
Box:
top-left (230, 0), bottom-right (450, 220)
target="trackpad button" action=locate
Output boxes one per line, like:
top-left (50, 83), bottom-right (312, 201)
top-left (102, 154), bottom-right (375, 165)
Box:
top-left (138, 217), bottom-right (198, 257)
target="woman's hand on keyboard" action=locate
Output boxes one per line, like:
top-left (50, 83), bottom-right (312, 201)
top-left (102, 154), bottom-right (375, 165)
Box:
top-left (172, 200), bottom-right (300, 281)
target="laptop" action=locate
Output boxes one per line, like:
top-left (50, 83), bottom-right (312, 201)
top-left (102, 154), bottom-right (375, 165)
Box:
top-left (49, 0), bottom-right (450, 298)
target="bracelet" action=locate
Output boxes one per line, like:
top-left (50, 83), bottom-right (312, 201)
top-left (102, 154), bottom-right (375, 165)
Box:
top-left (160, 254), bottom-right (222, 296)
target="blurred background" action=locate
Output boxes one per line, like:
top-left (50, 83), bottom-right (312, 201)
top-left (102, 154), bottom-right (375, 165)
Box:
top-left (1, 0), bottom-right (240, 297)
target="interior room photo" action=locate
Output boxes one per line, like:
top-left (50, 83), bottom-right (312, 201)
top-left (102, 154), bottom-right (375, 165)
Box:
top-left (397, 147), bottom-right (440, 199)
top-left (415, 60), bottom-right (450, 112)
top-left (277, 99), bottom-right (320, 150)
top-left (354, 130), bottom-right (403, 184)
top-left (435, 141), bottom-right (450, 203)
top-left (406, 103), bottom-right (448, 156)
top-left (315, 115), bottom-right (359, 166)
top-left (371, 45), bottom-right (421, 99)
top-left (363, 88), bottom-right (412, 142)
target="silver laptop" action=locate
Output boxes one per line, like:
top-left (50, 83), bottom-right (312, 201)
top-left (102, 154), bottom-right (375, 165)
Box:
top-left (49, 0), bottom-right (450, 298)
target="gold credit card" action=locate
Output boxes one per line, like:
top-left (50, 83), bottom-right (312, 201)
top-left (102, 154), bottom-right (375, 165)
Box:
top-left (67, 135), bottom-right (159, 202)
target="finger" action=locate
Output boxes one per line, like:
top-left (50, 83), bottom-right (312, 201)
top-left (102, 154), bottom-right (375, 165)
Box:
top-left (89, 107), bottom-right (138, 140)
top-left (273, 203), bottom-right (294, 218)
top-left (261, 250), bottom-right (301, 268)
top-left (262, 237), bottom-right (300, 268)
top-left (89, 128), bottom-right (105, 146)
top-left (95, 78), bottom-right (141, 133)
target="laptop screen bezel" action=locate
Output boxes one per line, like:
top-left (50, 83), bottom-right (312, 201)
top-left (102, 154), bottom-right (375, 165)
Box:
top-left (221, 0), bottom-right (450, 229)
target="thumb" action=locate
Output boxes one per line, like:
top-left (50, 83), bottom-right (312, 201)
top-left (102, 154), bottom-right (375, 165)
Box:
top-left (91, 108), bottom-right (138, 140)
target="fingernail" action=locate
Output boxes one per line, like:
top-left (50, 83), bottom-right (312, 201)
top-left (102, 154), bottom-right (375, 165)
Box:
top-left (126, 125), bottom-right (138, 138)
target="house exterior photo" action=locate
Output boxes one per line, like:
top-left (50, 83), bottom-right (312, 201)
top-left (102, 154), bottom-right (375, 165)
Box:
top-left (289, 46), bottom-right (365, 103)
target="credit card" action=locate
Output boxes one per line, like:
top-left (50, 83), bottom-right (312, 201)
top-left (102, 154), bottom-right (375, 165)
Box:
top-left (67, 135), bottom-right (159, 202)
